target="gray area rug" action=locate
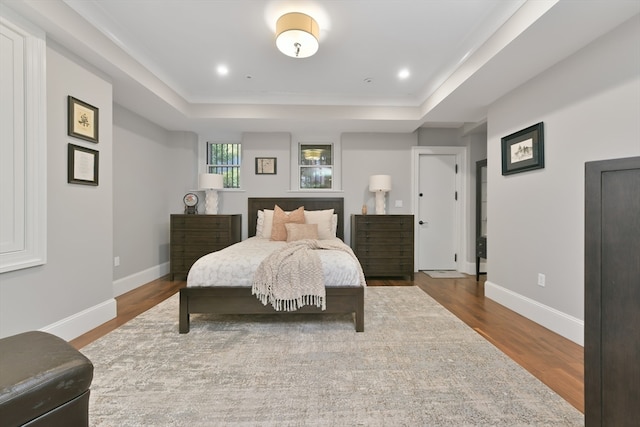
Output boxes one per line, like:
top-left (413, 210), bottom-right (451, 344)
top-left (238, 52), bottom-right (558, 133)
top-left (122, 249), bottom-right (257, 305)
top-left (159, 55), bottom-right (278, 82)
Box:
top-left (81, 286), bottom-right (583, 426)
top-left (424, 270), bottom-right (467, 279)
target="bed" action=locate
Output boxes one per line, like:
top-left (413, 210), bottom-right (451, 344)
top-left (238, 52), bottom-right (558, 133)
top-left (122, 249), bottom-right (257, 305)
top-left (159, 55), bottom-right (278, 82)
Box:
top-left (179, 197), bottom-right (365, 333)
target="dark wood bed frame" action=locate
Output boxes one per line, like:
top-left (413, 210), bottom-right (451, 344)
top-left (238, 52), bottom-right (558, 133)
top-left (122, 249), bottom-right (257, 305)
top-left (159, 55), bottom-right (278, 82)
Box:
top-left (179, 197), bottom-right (364, 333)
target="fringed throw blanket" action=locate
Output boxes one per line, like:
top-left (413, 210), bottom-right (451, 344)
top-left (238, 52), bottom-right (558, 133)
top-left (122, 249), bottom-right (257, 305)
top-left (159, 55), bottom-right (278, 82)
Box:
top-left (252, 239), bottom-right (361, 311)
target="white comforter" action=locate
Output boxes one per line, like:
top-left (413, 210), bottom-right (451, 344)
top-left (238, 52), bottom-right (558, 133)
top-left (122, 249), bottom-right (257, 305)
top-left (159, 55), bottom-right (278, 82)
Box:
top-left (187, 237), bottom-right (365, 288)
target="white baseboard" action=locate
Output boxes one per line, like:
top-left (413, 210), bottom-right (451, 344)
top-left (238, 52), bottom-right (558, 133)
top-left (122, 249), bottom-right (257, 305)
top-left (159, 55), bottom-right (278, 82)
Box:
top-left (40, 298), bottom-right (117, 341)
top-left (113, 262), bottom-right (169, 297)
top-left (39, 262), bottom-right (169, 341)
top-left (485, 280), bottom-right (584, 346)
top-left (460, 261), bottom-right (486, 276)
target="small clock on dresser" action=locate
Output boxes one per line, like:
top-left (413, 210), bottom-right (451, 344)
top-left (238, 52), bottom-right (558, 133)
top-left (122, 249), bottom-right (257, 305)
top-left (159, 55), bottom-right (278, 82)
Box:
top-left (183, 193), bottom-right (198, 214)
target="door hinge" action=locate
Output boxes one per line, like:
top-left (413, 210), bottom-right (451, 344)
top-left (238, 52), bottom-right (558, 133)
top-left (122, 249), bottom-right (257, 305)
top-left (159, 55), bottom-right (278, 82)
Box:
top-left (455, 191), bottom-right (458, 201)
top-left (455, 164), bottom-right (458, 174)
top-left (454, 253), bottom-right (457, 262)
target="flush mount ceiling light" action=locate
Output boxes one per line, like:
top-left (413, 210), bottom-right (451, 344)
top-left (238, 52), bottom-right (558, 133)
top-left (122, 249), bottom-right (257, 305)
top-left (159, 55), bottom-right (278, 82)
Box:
top-left (275, 12), bottom-right (319, 58)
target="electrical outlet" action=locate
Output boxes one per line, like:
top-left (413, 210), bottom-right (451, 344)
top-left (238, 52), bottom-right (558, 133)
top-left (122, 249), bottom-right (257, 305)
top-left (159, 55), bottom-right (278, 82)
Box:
top-left (538, 273), bottom-right (545, 287)
top-left (395, 200), bottom-right (403, 208)
top-left (114, 256), bottom-right (120, 267)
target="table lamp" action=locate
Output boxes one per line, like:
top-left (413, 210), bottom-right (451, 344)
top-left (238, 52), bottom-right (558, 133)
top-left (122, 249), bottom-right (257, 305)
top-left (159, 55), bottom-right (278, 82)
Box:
top-left (199, 173), bottom-right (224, 214)
top-left (369, 175), bottom-right (392, 215)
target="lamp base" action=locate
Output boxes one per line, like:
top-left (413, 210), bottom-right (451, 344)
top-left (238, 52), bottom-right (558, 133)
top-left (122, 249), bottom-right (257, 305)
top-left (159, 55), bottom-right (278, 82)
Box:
top-left (204, 190), bottom-right (219, 215)
top-left (375, 191), bottom-right (387, 215)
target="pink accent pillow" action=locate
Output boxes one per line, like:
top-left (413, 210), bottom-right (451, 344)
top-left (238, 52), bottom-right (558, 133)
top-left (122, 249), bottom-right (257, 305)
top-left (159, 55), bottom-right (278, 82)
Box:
top-left (285, 223), bottom-right (319, 242)
top-left (271, 205), bottom-right (305, 241)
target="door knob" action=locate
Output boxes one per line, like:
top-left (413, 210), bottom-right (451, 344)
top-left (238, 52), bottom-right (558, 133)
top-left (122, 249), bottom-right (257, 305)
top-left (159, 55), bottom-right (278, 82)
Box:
top-left (419, 220), bottom-right (425, 225)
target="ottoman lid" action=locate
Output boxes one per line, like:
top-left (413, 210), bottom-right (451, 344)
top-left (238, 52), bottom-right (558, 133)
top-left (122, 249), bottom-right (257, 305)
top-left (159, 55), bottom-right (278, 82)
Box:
top-left (0, 331), bottom-right (93, 426)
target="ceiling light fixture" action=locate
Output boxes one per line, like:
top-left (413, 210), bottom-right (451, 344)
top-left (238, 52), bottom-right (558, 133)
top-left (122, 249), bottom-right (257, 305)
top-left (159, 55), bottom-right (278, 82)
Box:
top-left (275, 12), bottom-right (319, 58)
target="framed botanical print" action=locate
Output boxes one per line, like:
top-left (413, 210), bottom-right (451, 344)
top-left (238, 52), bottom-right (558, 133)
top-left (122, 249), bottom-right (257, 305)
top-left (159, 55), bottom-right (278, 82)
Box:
top-left (68, 96), bottom-right (99, 143)
top-left (256, 157), bottom-right (277, 174)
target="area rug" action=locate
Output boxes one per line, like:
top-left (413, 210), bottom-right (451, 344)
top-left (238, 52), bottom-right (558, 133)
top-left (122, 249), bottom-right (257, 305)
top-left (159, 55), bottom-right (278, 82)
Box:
top-left (424, 270), bottom-right (467, 279)
top-left (81, 287), bottom-right (583, 426)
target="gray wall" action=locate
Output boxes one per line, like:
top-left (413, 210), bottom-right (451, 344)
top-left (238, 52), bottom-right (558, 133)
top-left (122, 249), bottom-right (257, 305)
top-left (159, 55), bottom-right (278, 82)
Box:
top-left (216, 131), bottom-right (417, 243)
top-left (0, 43), bottom-right (115, 339)
top-left (341, 132), bottom-right (416, 242)
top-left (112, 105), bottom-right (197, 293)
top-left (485, 16), bottom-right (640, 344)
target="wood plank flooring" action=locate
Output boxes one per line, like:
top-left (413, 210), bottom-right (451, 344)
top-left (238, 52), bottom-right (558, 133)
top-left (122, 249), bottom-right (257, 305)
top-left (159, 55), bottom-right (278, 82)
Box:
top-left (70, 272), bottom-right (584, 413)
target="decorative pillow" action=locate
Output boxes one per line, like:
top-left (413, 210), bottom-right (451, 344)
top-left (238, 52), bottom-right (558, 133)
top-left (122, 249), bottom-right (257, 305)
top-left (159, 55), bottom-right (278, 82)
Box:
top-left (285, 223), bottom-right (319, 242)
top-left (256, 210), bottom-right (265, 237)
top-left (271, 205), bottom-right (305, 241)
top-left (331, 214), bottom-right (338, 237)
top-left (304, 209), bottom-right (335, 240)
top-left (261, 209), bottom-right (274, 238)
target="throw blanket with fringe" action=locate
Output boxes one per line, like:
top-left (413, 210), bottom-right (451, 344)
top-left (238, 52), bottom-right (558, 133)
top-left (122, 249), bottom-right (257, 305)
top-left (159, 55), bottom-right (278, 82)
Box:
top-left (252, 239), bottom-right (363, 311)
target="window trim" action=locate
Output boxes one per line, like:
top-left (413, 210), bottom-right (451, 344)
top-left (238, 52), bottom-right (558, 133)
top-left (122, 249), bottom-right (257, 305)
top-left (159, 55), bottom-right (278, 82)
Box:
top-left (0, 11), bottom-right (47, 273)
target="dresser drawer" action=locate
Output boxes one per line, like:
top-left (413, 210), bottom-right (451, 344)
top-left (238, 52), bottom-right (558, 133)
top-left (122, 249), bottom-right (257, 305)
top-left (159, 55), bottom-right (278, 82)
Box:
top-left (361, 261), bottom-right (414, 276)
top-left (171, 216), bottom-right (232, 230)
top-left (352, 217), bottom-right (413, 231)
top-left (353, 231), bottom-right (413, 245)
top-left (171, 231), bottom-right (230, 245)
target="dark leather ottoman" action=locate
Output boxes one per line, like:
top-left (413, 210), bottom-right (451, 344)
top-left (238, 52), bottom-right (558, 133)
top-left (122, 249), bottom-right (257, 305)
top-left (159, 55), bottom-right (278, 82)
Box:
top-left (0, 331), bottom-right (93, 427)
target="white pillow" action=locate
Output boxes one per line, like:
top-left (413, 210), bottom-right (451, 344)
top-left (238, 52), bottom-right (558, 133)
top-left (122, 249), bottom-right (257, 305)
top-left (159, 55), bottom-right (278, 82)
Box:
top-left (257, 208), bottom-right (338, 239)
top-left (331, 214), bottom-right (338, 237)
top-left (256, 210), bottom-right (265, 237)
top-left (262, 209), bottom-right (274, 238)
top-left (304, 209), bottom-right (334, 240)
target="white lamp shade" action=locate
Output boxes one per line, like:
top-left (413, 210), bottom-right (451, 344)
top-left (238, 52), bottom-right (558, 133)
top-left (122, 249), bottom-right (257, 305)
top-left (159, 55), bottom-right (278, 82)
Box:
top-left (275, 12), bottom-right (319, 58)
top-left (369, 175), bottom-right (392, 192)
top-left (199, 173), bottom-right (224, 189)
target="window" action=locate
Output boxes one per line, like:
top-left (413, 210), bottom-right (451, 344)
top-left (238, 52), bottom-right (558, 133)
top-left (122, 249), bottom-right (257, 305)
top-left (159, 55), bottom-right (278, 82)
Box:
top-left (206, 142), bottom-right (241, 188)
top-left (299, 144), bottom-right (333, 189)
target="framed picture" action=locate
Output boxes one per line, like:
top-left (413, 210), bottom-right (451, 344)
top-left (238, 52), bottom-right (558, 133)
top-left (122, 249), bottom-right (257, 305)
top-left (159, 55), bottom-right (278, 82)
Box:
top-left (68, 144), bottom-right (99, 186)
top-left (255, 157), bottom-right (277, 175)
top-left (501, 122), bottom-right (544, 175)
top-left (68, 96), bottom-right (99, 143)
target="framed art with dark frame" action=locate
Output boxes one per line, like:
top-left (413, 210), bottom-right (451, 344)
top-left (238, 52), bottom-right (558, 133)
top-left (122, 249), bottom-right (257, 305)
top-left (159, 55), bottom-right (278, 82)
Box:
top-left (501, 122), bottom-right (544, 175)
top-left (68, 96), bottom-right (99, 143)
top-left (255, 157), bottom-right (277, 175)
top-left (68, 143), bottom-right (99, 186)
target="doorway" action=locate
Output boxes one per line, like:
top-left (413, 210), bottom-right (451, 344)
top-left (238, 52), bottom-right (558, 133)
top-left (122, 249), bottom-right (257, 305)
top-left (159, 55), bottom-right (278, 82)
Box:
top-left (411, 147), bottom-right (467, 273)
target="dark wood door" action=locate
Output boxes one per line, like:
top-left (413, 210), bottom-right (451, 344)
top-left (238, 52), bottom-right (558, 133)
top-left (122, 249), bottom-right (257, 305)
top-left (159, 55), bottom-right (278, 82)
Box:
top-left (585, 156), bottom-right (640, 426)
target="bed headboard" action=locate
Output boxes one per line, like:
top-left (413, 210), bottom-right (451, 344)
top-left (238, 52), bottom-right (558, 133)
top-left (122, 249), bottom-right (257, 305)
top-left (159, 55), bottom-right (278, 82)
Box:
top-left (248, 197), bottom-right (345, 240)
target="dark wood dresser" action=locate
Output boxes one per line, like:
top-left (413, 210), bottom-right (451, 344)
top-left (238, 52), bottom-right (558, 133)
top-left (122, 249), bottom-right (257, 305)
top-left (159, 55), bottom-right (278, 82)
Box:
top-left (170, 214), bottom-right (241, 280)
top-left (350, 214), bottom-right (414, 280)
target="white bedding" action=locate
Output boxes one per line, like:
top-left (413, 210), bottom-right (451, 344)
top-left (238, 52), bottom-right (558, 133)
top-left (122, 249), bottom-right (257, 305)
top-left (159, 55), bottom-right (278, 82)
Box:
top-left (187, 237), bottom-right (365, 288)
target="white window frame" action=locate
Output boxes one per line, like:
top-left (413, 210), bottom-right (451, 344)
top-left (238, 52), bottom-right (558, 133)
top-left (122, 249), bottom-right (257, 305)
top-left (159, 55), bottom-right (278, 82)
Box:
top-left (0, 10), bottom-right (47, 273)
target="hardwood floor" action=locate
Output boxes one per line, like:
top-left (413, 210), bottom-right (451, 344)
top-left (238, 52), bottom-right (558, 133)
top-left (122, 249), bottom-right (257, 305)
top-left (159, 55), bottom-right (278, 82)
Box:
top-left (70, 272), bottom-right (584, 413)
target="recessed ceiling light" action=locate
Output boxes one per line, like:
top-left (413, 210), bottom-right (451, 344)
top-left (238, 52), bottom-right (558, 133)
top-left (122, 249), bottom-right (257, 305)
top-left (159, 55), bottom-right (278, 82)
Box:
top-left (398, 68), bottom-right (410, 80)
top-left (216, 65), bottom-right (229, 76)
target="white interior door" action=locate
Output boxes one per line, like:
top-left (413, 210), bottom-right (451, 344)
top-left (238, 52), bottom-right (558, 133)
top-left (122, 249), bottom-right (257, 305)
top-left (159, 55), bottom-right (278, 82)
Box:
top-left (418, 154), bottom-right (457, 270)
